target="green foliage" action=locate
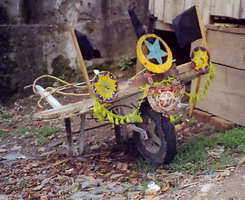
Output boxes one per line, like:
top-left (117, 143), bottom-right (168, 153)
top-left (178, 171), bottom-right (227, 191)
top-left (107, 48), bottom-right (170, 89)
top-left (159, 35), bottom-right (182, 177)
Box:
top-left (117, 58), bottom-right (135, 71)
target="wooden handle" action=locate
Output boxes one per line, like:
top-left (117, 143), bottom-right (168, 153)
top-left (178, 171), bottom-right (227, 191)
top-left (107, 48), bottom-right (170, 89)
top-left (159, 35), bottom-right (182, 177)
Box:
top-left (70, 28), bottom-right (93, 96)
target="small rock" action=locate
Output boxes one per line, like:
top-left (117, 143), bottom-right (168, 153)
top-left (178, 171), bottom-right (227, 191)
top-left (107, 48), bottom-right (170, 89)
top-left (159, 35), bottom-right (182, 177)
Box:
top-left (38, 147), bottom-right (46, 152)
top-left (0, 195), bottom-right (9, 200)
top-left (0, 149), bottom-right (8, 153)
top-left (40, 150), bottom-right (56, 157)
top-left (207, 145), bottom-right (224, 158)
top-left (48, 141), bottom-right (63, 147)
top-left (90, 144), bottom-right (100, 151)
top-left (220, 169), bottom-right (231, 177)
top-left (81, 180), bottom-right (99, 189)
top-left (10, 145), bottom-right (22, 151)
top-left (2, 153), bottom-right (27, 161)
top-left (106, 182), bottom-right (117, 189)
top-left (200, 183), bottom-right (214, 195)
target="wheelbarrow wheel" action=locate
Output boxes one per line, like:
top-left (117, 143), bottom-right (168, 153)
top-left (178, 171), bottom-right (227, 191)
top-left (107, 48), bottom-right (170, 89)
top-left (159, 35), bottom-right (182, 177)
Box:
top-left (133, 102), bottom-right (177, 164)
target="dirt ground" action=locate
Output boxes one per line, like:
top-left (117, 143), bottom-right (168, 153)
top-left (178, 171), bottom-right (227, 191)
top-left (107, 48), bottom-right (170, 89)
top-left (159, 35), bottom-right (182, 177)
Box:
top-left (0, 92), bottom-right (244, 200)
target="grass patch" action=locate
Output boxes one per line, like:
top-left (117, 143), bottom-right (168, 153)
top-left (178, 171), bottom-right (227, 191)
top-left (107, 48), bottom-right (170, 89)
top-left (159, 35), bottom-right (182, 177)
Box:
top-left (37, 126), bottom-right (62, 138)
top-left (36, 126), bottom-right (62, 145)
top-left (16, 127), bottom-right (34, 136)
top-left (0, 129), bottom-right (9, 137)
top-left (133, 127), bottom-right (245, 175)
top-left (0, 111), bottom-right (12, 120)
top-left (215, 127), bottom-right (245, 152)
top-left (163, 127), bottom-right (244, 174)
top-left (133, 158), bottom-right (158, 174)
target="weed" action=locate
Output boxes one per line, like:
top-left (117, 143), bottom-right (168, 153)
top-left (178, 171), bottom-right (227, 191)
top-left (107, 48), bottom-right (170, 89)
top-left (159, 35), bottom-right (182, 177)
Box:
top-left (37, 138), bottom-right (49, 145)
top-left (16, 127), bottom-right (34, 136)
top-left (139, 182), bottom-right (148, 196)
top-left (186, 117), bottom-right (198, 125)
top-left (37, 127), bottom-right (62, 138)
top-left (94, 64), bottom-right (110, 71)
top-left (20, 178), bottom-right (28, 189)
top-left (117, 58), bottom-right (135, 71)
top-left (0, 129), bottom-right (9, 137)
top-left (0, 111), bottom-right (12, 120)
top-left (133, 158), bottom-right (158, 173)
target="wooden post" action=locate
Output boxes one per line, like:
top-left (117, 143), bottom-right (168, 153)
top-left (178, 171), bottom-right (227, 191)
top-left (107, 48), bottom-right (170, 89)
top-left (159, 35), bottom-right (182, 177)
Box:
top-left (64, 118), bottom-right (74, 156)
top-left (70, 29), bottom-right (93, 96)
top-left (78, 114), bottom-right (86, 155)
top-left (189, 6), bottom-right (208, 116)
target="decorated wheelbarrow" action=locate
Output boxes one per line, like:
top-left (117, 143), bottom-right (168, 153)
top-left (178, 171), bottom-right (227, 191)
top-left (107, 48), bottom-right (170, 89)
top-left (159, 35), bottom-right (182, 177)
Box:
top-left (32, 7), bottom-right (215, 164)
top-left (32, 28), bottom-right (214, 165)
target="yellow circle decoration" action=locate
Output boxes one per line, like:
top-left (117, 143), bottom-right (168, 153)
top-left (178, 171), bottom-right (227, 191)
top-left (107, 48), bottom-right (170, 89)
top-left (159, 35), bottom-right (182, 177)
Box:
top-left (137, 34), bottom-right (173, 73)
top-left (191, 46), bottom-right (210, 72)
top-left (92, 71), bottom-right (118, 103)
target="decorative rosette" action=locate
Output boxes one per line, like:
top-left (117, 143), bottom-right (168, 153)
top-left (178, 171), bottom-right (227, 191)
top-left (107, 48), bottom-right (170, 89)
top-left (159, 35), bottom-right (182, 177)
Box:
top-left (92, 71), bottom-right (118, 103)
top-left (191, 46), bottom-right (210, 72)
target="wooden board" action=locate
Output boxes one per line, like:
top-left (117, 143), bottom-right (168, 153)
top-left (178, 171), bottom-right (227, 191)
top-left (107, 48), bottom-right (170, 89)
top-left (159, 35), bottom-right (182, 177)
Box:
top-left (206, 26), bottom-right (245, 70)
top-left (210, 0), bottom-right (241, 19)
top-left (150, 0), bottom-right (244, 27)
top-left (163, 0), bottom-right (185, 24)
top-left (241, 0), bottom-right (245, 19)
top-left (154, 0), bottom-right (164, 21)
top-left (196, 64), bottom-right (245, 126)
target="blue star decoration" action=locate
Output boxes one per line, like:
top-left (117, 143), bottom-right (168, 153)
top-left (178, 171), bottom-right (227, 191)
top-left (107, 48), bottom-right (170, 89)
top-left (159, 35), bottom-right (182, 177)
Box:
top-left (145, 39), bottom-right (167, 64)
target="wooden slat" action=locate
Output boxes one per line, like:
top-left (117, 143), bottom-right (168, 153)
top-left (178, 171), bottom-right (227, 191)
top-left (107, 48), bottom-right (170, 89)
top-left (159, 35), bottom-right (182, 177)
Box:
top-left (154, 0), bottom-right (164, 21)
top-left (210, 0), bottom-right (241, 19)
top-left (196, 64), bottom-right (245, 126)
top-left (163, 0), bottom-right (185, 24)
top-left (149, 0), bottom-right (155, 14)
top-left (201, 0), bottom-right (211, 25)
top-left (241, 0), bottom-right (245, 19)
top-left (184, 0), bottom-right (211, 25)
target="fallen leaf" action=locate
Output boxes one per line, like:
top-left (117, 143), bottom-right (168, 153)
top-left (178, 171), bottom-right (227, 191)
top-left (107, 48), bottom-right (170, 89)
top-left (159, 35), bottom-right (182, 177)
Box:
top-left (33, 184), bottom-right (44, 191)
top-left (156, 169), bottom-right (169, 175)
top-left (161, 182), bottom-right (170, 192)
top-left (121, 163), bottom-right (128, 171)
top-left (0, 149), bottom-right (8, 153)
top-left (238, 155), bottom-right (245, 165)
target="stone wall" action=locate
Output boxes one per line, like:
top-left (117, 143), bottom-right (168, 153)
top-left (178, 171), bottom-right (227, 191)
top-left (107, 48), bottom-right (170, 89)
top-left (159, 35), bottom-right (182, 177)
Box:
top-left (0, 0), bottom-right (148, 102)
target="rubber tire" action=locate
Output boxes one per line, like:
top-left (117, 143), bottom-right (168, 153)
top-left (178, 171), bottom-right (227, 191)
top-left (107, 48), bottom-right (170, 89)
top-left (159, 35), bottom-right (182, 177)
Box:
top-left (133, 102), bottom-right (177, 164)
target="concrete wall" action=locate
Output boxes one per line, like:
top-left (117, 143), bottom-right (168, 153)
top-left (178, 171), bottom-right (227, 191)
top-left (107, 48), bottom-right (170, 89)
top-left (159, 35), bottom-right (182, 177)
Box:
top-left (0, 0), bottom-right (148, 102)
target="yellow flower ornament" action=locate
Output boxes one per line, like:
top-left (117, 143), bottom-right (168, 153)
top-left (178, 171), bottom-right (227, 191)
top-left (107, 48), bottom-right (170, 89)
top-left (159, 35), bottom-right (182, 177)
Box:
top-left (191, 46), bottom-right (210, 72)
top-left (92, 71), bottom-right (118, 103)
